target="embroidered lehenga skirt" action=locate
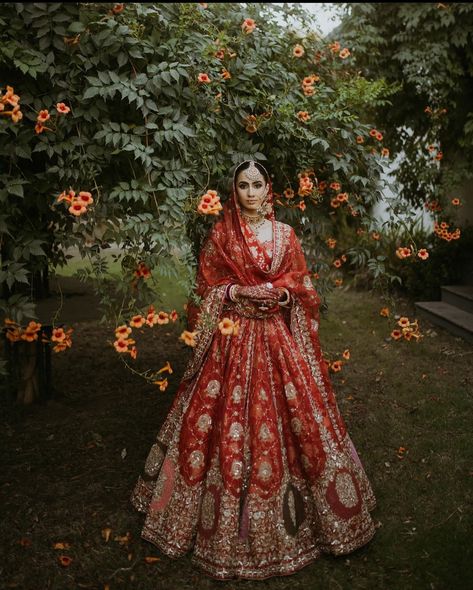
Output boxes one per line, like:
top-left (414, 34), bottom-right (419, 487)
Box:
top-left (130, 295), bottom-right (377, 580)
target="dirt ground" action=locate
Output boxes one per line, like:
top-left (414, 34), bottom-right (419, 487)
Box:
top-left (1, 286), bottom-right (472, 590)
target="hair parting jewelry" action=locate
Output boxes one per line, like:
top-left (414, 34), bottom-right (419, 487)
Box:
top-left (245, 160), bottom-right (264, 180)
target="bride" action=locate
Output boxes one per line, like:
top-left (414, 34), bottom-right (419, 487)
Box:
top-left (130, 160), bottom-right (377, 580)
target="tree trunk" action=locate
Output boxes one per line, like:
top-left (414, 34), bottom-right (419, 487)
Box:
top-left (3, 329), bottom-right (53, 405)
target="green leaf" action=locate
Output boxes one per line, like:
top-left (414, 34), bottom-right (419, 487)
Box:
top-left (7, 183), bottom-right (24, 198)
top-left (67, 21), bottom-right (86, 33)
top-left (83, 87), bottom-right (99, 99)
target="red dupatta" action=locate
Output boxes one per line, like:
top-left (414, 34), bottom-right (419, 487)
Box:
top-left (184, 163), bottom-right (324, 383)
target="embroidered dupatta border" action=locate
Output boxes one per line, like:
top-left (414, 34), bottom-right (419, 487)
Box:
top-left (182, 284), bottom-right (228, 381)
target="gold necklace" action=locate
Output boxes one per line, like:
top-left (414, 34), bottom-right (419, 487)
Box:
top-left (241, 210), bottom-right (265, 230)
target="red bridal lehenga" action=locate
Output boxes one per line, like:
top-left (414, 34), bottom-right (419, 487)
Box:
top-left (130, 172), bottom-right (377, 580)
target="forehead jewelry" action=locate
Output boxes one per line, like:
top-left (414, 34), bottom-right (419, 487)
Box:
top-left (239, 160), bottom-right (269, 181)
top-left (245, 160), bottom-right (262, 180)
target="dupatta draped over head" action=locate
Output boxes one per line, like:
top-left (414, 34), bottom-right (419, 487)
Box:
top-left (184, 161), bottom-right (328, 387)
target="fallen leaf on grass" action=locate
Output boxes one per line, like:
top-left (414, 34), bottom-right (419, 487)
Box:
top-left (101, 528), bottom-right (112, 542)
top-left (58, 555), bottom-right (73, 567)
top-left (114, 532), bottom-right (132, 545)
top-left (144, 556), bottom-right (161, 564)
top-left (53, 542), bottom-right (71, 550)
top-left (397, 446), bottom-right (407, 459)
top-left (17, 538), bottom-right (32, 547)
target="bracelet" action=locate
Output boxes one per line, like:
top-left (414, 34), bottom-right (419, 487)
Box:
top-left (229, 284), bottom-right (239, 302)
top-left (277, 287), bottom-right (291, 307)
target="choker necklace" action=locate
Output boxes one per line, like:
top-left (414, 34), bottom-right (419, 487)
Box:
top-left (241, 210), bottom-right (266, 229)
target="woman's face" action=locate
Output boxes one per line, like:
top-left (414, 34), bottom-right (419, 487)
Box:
top-left (235, 168), bottom-right (268, 215)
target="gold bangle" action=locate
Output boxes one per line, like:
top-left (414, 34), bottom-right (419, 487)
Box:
top-left (278, 287), bottom-right (291, 306)
top-left (229, 284), bottom-right (239, 302)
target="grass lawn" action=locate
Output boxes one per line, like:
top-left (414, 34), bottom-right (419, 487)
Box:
top-left (51, 249), bottom-right (189, 312)
top-left (0, 285), bottom-right (471, 589)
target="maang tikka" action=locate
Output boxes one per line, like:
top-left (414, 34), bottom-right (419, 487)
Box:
top-left (246, 160), bottom-right (263, 180)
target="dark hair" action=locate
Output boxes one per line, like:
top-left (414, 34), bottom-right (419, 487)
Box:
top-left (234, 161), bottom-right (269, 184)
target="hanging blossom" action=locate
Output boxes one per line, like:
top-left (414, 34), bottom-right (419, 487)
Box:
top-left (197, 190), bottom-right (223, 215)
top-left (113, 304), bottom-right (179, 363)
top-left (0, 85), bottom-right (23, 123)
top-left (301, 74), bottom-right (319, 96)
top-left (241, 18), bottom-right (256, 34)
top-left (434, 221), bottom-right (461, 241)
top-left (3, 319), bottom-right (73, 352)
top-left (56, 189), bottom-right (94, 217)
top-left (180, 330), bottom-right (198, 347)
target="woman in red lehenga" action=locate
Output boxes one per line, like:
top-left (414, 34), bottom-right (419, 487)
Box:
top-left (130, 160), bottom-right (378, 580)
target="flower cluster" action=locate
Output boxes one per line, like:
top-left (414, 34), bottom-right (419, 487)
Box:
top-left (45, 326), bottom-right (74, 352)
top-left (369, 128), bottom-right (383, 142)
top-left (243, 114), bottom-right (257, 133)
top-left (424, 199), bottom-right (442, 213)
top-left (433, 221), bottom-right (461, 241)
top-left (5, 319), bottom-right (41, 343)
top-left (56, 189), bottom-right (94, 217)
top-left (113, 305), bottom-right (179, 361)
top-left (4, 319), bottom-right (73, 352)
top-left (197, 72), bottom-right (211, 84)
top-left (330, 192), bottom-right (349, 208)
top-left (134, 262), bottom-right (151, 279)
top-left (218, 317), bottom-right (240, 336)
top-left (213, 39), bottom-right (237, 61)
top-left (332, 254), bottom-right (347, 268)
top-left (297, 110), bottom-right (310, 123)
top-left (197, 190), bottom-right (222, 215)
top-left (298, 174), bottom-right (314, 197)
top-left (324, 348), bottom-right (351, 373)
top-left (395, 246), bottom-right (429, 260)
top-left (329, 41), bottom-right (341, 53)
top-left (283, 188), bottom-right (295, 199)
top-left (241, 18), bottom-right (256, 34)
top-left (151, 361), bottom-right (173, 392)
top-left (328, 41), bottom-right (350, 59)
top-left (180, 330), bottom-right (198, 347)
top-left (35, 103), bottom-right (70, 134)
top-left (0, 85), bottom-right (22, 123)
top-left (63, 33), bottom-right (80, 46)
top-left (301, 74), bottom-right (319, 96)
top-left (395, 246), bottom-right (411, 259)
top-left (424, 105), bottom-right (447, 118)
top-left (390, 316), bottom-right (424, 342)
top-left (326, 237), bottom-right (337, 249)
top-left (427, 143), bottom-right (443, 161)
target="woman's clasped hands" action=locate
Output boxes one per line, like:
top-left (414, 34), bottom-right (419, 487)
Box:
top-left (233, 282), bottom-right (286, 311)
